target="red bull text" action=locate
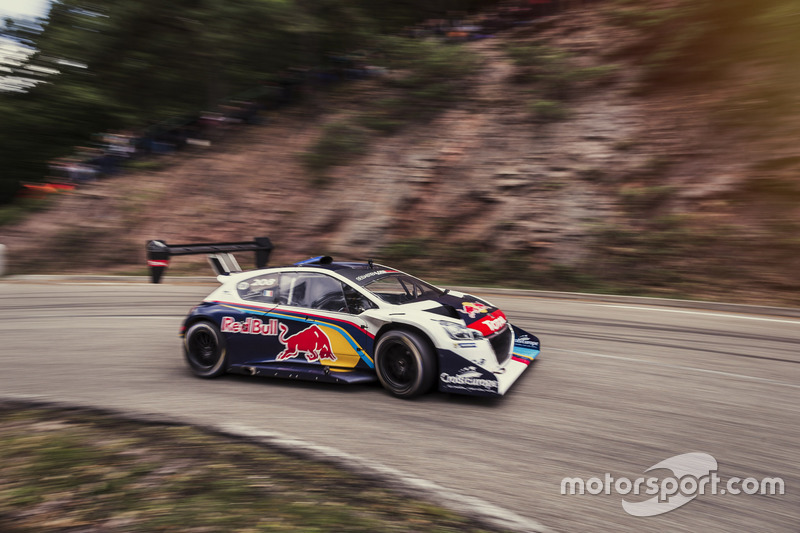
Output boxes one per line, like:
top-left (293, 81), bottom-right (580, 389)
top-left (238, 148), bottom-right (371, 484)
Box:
top-left (221, 316), bottom-right (279, 335)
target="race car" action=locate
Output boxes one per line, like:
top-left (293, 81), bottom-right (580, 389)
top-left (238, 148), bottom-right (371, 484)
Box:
top-left (148, 239), bottom-right (540, 398)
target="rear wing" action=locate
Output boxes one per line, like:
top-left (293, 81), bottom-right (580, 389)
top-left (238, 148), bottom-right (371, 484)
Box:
top-left (145, 237), bottom-right (273, 283)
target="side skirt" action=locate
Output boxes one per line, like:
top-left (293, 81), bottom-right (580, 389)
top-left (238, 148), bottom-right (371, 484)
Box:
top-left (227, 364), bottom-right (377, 385)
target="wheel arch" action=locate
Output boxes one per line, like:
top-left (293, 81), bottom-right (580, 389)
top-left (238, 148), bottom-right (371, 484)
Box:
top-left (181, 312), bottom-right (219, 337)
top-left (373, 322), bottom-right (440, 374)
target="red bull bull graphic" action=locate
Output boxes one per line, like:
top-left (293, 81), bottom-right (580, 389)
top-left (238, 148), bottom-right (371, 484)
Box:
top-left (277, 323), bottom-right (337, 363)
top-left (461, 301), bottom-right (488, 318)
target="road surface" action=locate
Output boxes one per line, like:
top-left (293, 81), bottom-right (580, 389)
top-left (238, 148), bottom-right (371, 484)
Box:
top-left (1, 281), bottom-right (797, 532)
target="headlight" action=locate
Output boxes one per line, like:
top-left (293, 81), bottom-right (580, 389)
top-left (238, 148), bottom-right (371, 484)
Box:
top-left (438, 320), bottom-right (483, 340)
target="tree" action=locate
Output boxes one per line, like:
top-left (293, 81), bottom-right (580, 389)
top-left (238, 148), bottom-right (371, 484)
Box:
top-left (0, 0), bottom-right (498, 203)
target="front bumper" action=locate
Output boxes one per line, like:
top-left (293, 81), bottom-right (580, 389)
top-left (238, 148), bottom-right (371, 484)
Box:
top-left (437, 324), bottom-right (540, 396)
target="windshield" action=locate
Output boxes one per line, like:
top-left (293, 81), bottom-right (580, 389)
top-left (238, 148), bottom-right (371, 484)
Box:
top-left (363, 274), bottom-right (443, 304)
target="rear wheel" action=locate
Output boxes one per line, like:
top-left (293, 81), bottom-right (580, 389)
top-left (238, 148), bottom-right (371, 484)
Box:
top-left (374, 330), bottom-right (436, 398)
top-left (184, 321), bottom-right (227, 378)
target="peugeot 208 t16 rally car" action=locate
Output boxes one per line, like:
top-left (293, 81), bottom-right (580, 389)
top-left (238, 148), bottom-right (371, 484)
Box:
top-left (180, 256), bottom-right (540, 398)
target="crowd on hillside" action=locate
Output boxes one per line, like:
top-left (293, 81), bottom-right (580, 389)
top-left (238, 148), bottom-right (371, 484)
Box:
top-left (404, 0), bottom-right (603, 40)
top-left (39, 57), bottom-right (387, 193)
top-left (45, 98), bottom-right (282, 185)
top-left (36, 0), bottom-right (602, 195)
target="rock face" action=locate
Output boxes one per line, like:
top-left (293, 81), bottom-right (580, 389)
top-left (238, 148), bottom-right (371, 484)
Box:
top-left (1, 19), bottom-right (629, 273)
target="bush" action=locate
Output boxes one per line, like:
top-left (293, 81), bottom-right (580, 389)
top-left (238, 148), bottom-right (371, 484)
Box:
top-left (379, 36), bottom-right (478, 107)
top-left (0, 196), bottom-right (55, 227)
top-left (619, 185), bottom-right (674, 212)
top-left (302, 37), bottom-right (479, 182)
top-left (301, 121), bottom-right (369, 182)
top-left (529, 99), bottom-right (567, 122)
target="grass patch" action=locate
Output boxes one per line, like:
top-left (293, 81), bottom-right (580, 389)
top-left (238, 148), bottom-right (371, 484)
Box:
top-left (0, 196), bottom-right (56, 227)
top-left (619, 185), bottom-right (674, 212)
top-left (528, 99), bottom-right (568, 122)
top-left (0, 407), bottom-right (505, 533)
top-left (124, 159), bottom-right (170, 172)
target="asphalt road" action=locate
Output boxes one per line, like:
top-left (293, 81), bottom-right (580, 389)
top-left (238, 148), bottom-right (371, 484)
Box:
top-left (1, 281), bottom-right (798, 532)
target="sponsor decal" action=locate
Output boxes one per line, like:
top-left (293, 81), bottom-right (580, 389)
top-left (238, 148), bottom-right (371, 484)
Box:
top-left (355, 269), bottom-right (392, 282)
top-left (147, 259), bottom-right (170, 267)
top-left (277, 323), bottom-right (336, 362)
top-left (515, 334), bottom-right (539, 349)
top-left (251, 278), bottom-right (277, 287)
top-left (440, 366), bottom-right (498, 390)
top-left (470, 311), bottom-right (508, 336)
top-left (461, 301), bottom-right (488, 318)
top-left (458, 342), bottom-right (477, 348)
top-left (237, 281), bottom-right (250, 291)
top-left (221, 316), bottom-right (279, 336)
top-left (484, 314), bottom-right (507, 332)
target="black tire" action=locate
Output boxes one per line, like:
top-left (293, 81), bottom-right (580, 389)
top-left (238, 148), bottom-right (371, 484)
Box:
top-left (374, 329), bottom-right (436, 398)
top-left (184, 321), bottom-right (227, 378)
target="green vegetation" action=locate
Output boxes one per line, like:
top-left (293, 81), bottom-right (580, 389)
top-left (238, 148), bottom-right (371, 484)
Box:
top-left (588, 218), bottom-right (719, 293)
top-left (0, 0), bottom-right (492, 203)
top-left (619, 185), bottom-right (674, 213)
top-left (0, 407), bottom-right (505, 533)
top-left (0, 196), bottom-right (55, 227)
top-left (302, 121), bottom-right (370, 183)
top-left (504, 42), bottom-right (618, 121)
top-left (527, 99), bottom-right (567, 122)
top-left (378, 238), bottom-right (608, 293)
top-left (303, 36), bottom-right (479, 179)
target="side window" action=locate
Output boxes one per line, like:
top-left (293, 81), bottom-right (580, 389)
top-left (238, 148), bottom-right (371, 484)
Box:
top-left (365, 277), bottom-right (412, 304)
top-left (307, 275), bottom-right (348, 312)
top-left (237, 274), bottom-right (280, 303)
top-left (343, 284), bottom-right (375, 314)
top-left (277, 273), bottom-right (303, 306)
top-left (278, 273), bottom-right (348, 313)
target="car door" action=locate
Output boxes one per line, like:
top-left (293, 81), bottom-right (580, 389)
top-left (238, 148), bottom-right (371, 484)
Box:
top-left (271, 272), bottom-right (373, 370)
top-left (221, 272), bottom-right (283, 366)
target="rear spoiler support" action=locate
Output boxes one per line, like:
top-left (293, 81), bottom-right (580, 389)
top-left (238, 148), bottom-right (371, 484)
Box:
top-left (145, 237), bottom-right (274, 283)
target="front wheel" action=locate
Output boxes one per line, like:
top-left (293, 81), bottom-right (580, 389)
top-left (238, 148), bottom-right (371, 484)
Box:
top-left (184, 321), bottom-right (227, 378)
top-left (374, 330), bottom-right (436, 398)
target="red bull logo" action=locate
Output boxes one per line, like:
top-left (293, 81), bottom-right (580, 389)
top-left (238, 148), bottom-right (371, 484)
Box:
top-left (277, 323), bottom-right (336, 363)
top-left (461, 301), bottom-right (489, 319)
top-left (221, 316), bottom-right (279, 336)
